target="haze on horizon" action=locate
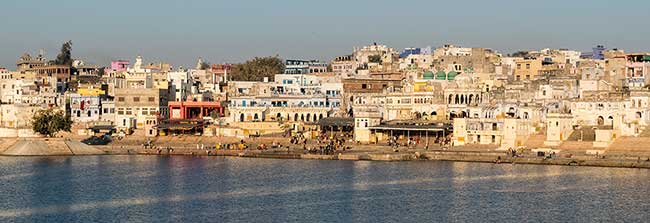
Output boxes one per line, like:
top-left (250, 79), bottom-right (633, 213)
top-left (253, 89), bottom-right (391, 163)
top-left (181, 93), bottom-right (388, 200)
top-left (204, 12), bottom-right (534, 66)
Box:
top-left (1, 0), bottom-right (649, 68)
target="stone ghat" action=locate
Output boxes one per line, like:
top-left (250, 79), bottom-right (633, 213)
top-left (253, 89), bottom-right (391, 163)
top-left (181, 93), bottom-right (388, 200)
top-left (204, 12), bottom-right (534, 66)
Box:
top-left (94, 146), bottom-right (650, 169)
top-left (0, 138), bottom-right (105, 156)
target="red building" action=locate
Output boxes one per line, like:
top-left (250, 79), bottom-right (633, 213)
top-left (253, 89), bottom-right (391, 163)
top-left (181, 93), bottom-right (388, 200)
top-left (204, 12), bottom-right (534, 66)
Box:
top-left (168, 101), bottom-right (224, 120)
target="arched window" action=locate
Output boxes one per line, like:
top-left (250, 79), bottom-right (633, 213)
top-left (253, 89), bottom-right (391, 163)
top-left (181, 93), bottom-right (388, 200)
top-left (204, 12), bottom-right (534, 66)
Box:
top-left (597, 116), bottom-right (604, 125)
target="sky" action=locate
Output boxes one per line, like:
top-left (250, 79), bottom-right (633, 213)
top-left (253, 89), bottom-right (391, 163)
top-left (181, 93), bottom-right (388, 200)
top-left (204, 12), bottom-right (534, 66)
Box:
top-left (1, 0), bottom-right (649, 69)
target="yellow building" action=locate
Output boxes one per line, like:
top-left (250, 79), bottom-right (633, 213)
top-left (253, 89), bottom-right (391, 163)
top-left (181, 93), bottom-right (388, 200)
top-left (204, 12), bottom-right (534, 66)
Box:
top-left (514, 58), bottom-right (542, 81)
top-left (77, 87), bottom-right (105, 97)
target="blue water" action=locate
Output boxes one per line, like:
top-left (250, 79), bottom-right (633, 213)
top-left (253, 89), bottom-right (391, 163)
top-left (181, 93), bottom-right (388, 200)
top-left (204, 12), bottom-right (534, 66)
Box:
top-left (0, 156), bottom-right (649, 222)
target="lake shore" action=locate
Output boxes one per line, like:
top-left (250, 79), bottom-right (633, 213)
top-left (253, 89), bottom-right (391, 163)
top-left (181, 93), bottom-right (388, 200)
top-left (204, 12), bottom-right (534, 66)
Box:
top-left (92, 144), bottom-right (650, 169)
top-left (2, 136), bottom-right (650, 169)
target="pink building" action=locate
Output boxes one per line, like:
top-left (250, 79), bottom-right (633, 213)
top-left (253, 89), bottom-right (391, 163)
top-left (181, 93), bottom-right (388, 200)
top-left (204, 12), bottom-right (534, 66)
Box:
top-left (105, 60), bottom-right (130, 73)
top-left (111, 60), bottom-right (130, 71)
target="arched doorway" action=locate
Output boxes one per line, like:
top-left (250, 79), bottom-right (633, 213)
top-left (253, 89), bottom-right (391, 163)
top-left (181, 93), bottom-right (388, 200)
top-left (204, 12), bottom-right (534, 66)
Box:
top-left (240, 113), bottom-right (245, 122)
top-left (597, 116), bottom-right (604, 125)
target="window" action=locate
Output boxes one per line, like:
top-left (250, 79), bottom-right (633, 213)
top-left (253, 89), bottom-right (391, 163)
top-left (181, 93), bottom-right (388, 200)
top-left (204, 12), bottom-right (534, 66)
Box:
top-left (526, 64), bottom-right (530, 69)
top-left (361, 84), bottom-right (367, 89)
top-left (133, 97), bottom-right (140, 102)
top-left (118, 97), bottom-right (125, 102)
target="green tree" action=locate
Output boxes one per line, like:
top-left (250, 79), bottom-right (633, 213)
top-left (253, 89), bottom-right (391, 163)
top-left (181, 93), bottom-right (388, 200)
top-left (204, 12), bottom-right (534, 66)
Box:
top-left (32, 109), bottom-right (73, 137)
top-left (510, 51), bottom-right (530, 58)
top-left (368, 55), bottom-right (382, 63)
top-left (230, 56), bottom-right (285, 81)
top-left (52, 40), bottom-right (73, 65)
top-left (200, 61), bottom-right (211, 70)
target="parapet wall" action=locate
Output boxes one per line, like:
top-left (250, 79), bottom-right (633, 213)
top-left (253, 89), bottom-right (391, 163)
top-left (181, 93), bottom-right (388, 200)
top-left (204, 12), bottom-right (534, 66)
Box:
top-left (0, 128), bottom-right (40, 138)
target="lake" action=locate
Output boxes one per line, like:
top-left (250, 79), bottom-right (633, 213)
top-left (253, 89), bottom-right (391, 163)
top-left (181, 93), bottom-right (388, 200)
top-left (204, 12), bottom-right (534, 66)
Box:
top-left (0, 155), bottom-right (649, 222)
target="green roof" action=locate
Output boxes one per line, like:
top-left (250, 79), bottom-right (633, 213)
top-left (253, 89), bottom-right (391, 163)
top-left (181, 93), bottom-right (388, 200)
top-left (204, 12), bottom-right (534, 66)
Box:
top-left (435, 71), bottom-right (446, 80)
top-left (447, 71), bottom-right (458, 80)
top-left (423, 71), bottom-right (434, 79)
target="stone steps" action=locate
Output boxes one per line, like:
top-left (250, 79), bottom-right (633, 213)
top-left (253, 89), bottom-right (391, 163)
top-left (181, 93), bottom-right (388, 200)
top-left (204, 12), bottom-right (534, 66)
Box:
top-left (524, 134), bottom-right (546, 148)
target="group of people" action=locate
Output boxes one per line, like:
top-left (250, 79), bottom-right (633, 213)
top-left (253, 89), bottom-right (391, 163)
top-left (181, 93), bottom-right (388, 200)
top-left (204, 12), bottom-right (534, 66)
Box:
top-left (309, 137), bottom-right (348, 155)
top-left (216, 140), bottom-right (249, 150)
top-left (290, 133), bottom-right (308, 146)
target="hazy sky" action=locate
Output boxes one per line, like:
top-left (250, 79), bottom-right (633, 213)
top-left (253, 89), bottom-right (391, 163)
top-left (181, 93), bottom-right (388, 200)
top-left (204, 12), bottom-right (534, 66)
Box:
top-left (1, 0), bottom-right (649, 69)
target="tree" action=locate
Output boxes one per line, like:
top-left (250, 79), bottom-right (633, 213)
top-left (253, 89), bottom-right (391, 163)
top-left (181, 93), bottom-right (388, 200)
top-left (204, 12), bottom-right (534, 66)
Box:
top-left (199, 61), bottom-right (210, 70)
top-left (229, 56), bottom-right (285, 81)
top-left (32, 109), bottom-right (72, 137)
top-left (52, 40), bottom-right (73, 65)
top-left (368, 55), bottom-right (382, 63)
top-left (510, 51), bottom-right (530, 58)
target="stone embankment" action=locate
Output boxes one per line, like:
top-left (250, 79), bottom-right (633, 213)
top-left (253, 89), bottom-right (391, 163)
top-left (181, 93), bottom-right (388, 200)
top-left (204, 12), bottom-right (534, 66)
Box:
top-left (0, 138), bottom-right (104, 156)
top-left (92, 144), bottom-right (650, 169)
top-left (3, 136), bottom-right (650, 169)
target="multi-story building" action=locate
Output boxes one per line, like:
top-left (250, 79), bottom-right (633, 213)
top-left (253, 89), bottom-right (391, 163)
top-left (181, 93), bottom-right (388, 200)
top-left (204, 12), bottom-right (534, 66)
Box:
top-left (114, 88), bottom-right (169, 135)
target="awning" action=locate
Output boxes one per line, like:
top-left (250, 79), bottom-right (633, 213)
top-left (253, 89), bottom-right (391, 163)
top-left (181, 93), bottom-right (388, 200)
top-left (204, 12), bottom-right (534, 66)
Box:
top-left (89, 125), bottom-right (115, 132)
top-left (369, 124), bottom-right (450, 132)
top-left (318, 117), bottom-right (354, 127)
top-left (157, 123), bottom-right (203, 130)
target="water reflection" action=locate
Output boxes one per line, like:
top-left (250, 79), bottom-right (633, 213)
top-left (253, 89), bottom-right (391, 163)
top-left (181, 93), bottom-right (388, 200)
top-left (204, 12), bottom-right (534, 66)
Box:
top-left (0, 156), bottom-right (649, 222)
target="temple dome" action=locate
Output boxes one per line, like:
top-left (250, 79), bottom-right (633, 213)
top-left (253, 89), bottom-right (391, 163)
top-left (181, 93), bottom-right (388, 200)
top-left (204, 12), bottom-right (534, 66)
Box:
top-left (447, 71), bottom-right (458, 80)
top-left (435, 71), bottom-right (446, 80)
top-left (422, 71), bottom-right (434, 80)
top-left (454, 73), bottom-right (474, 88)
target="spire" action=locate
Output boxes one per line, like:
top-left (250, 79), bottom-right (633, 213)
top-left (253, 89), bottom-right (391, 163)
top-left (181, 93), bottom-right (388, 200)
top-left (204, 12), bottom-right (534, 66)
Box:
top-left (196, 57), bottom-right (204, 70)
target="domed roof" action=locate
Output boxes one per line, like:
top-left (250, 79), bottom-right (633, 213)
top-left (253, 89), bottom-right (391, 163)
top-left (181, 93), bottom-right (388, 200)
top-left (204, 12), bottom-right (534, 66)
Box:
top-left (454, 73), bottom-right (474, 87)
top-left (447, 71), bottom-right (458, 80)
top-left (435, 71), bottom-right (446, 80)
top-left (422, 71), bottom-right (434, 79)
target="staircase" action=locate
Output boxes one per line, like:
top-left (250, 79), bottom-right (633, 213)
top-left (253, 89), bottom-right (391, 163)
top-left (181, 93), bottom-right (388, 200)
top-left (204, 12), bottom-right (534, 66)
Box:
top-left (566, 127), bottom-right (597, 141)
